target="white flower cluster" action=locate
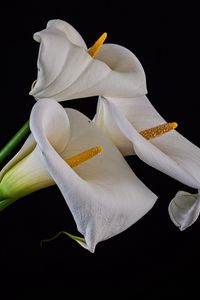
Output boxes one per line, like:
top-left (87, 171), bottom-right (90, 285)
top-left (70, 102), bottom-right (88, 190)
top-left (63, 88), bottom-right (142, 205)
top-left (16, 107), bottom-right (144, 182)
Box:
top-left (0, 19), bottom-right (199, 252)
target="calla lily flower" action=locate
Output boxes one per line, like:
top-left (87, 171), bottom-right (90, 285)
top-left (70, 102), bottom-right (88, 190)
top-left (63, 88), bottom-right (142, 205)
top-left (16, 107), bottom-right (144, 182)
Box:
top-left (0, 99), bottom-right (157, 252)
top-left (94, 95), bottom-right (200, 231)
top-left (29, 19), bottom-right (200, 230)
top-left (29, 19), bottom-right (147, 101)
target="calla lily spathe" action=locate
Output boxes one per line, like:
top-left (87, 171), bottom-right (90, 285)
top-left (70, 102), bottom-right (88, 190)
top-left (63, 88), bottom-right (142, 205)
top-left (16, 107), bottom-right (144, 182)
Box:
top-left (29, 19), bottom-right (146, 101)
top-left (94, 95), bottom-right (200, 231)
top-left (0, 99), bottom-right (157, 252)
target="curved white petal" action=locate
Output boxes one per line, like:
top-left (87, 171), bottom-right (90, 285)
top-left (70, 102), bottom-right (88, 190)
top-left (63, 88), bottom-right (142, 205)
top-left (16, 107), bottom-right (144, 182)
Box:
top-left (96, 95), bottom-right (165, 131)
top-left (31, 99), bottom-right (157, 252)
top-left (30, 20), bottom-right (147, 101)
top-left (0, 99), bottom-right (71, 201)
top-left (46, 19), bottom-right (87, 48)
top-left (94, 96), bottom-right (135, 156)
top-left (168, 191), bottom-right (200, 230)
top-left (94, 43), bottom-right (147, 97)
top-left (95, 96), bottom-right (200, 229)
top-left (30, 98), bottom-right (70, 153)
top-left (94, 95), bottom-right (166, 155)
top-left (103, 98), bottom-right (200, 189)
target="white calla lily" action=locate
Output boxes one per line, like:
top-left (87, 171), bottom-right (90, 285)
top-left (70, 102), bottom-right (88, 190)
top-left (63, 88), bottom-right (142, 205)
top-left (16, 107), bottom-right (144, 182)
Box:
top-left (0, 99), bottom-right (157, 252)
top-left (94, 95), bottom-right (200, 230)
top-left (28, 19), bottom-right (200, 230)
top-left (29, 19), bottom-right (147, 101)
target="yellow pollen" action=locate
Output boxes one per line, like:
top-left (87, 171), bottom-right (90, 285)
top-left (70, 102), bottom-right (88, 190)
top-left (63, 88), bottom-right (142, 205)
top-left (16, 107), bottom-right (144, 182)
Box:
top-left (139, 122), bottom-right (178, 140)
top-left (66, 146), bottom-right (103, 168)
top-left (88, 32), bottom-right (107, 57)
top-left (31, 79), bottom-right (37, 90)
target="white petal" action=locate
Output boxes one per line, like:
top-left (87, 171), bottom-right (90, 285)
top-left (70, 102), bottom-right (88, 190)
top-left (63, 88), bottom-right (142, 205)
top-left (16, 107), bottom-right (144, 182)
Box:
top-left (30, 99), bottom-right (70, 153)
top-left (46, 19), bottom-right (87, 48)
top-left (94, 95), bottom-right (166, 155)
top-left (104, 99), bottom-right (200, 189)
top-left (30, 20), bottom-right (147, 101)
top-left (95, 44), bottom-right (147, 97)
top-left (96, 96), bottom-right (200, 228)
top-left (112, 95), bottom-right (200, 186)
top-left (31, 99), bottom-right (157, 252)
top-left (94, 96), bottom-right (135, 156)
top-left (168, 191), bottom-right (200, 230)
top-left (0, 99), bottom-right (71, 200)
top-left (99, 95), bottom-right (165, 130)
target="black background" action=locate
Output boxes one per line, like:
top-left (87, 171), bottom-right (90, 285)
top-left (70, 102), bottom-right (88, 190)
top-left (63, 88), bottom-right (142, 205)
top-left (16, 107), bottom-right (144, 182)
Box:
top-left (1, 1), bottom-right (199, 297)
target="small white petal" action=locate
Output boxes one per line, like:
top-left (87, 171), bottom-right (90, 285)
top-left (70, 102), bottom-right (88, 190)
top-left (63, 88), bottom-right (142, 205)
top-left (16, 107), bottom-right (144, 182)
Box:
top-left (168, 191), bottom-right (200, 230)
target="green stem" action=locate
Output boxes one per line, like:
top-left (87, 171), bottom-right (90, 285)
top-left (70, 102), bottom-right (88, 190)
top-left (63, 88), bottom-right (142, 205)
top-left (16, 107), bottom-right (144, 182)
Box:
top-left (0, 120), bottom-right (30, 164)
top-left (40, 231), bottom-right (86, 247)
